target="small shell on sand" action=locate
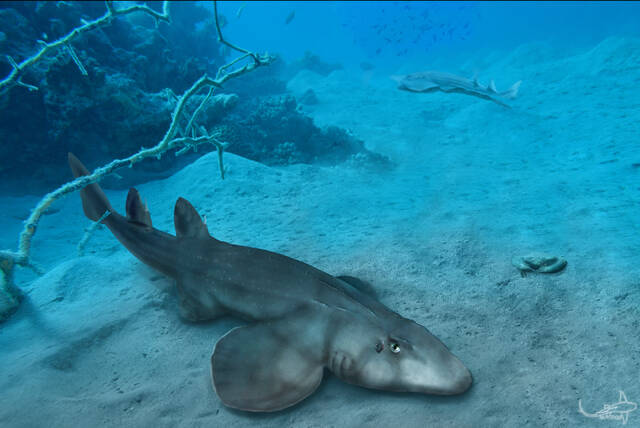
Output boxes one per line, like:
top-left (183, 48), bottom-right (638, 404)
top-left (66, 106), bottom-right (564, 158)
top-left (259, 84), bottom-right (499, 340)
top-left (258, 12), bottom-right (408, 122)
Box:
top-left (512, 254), bottom-right (567, 277)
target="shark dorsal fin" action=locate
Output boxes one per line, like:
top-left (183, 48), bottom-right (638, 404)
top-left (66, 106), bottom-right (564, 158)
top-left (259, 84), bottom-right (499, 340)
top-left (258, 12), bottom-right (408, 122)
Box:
top-left (620, 390), bottom-right (628, 402)
top-left (126, 188), bottom-right (152, 227)
top-left (488, 80), bottom-right (497, 93)
top-left (174, 197), bottom-right (209, 239)
top-left (470, 71), bottom-right (478, 84)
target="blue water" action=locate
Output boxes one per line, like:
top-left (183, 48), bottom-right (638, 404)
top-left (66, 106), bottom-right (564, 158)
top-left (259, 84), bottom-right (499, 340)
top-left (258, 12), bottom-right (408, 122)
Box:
top-left (1, 1), bottom-right (639, 427)
top-left (223, 1), bottom-right (640, 68)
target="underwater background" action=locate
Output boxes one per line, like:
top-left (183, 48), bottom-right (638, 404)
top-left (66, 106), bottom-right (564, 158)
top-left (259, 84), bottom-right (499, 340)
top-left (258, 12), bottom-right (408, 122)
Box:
top-left (1, 1), bottom-right (640, 426)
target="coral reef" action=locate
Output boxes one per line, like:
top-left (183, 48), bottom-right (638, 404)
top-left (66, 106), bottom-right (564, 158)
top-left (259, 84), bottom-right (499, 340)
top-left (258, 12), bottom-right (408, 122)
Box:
top-left (212, 95), bottom-right (387, 166)
top-left (299, 88), bottom-right (319, 105)
top-left (0, 3), bottom-right (366, 193)
top-left (0, 1), bottom-right (226, 190)
top-left (286, 51), bottom-right (344, 78)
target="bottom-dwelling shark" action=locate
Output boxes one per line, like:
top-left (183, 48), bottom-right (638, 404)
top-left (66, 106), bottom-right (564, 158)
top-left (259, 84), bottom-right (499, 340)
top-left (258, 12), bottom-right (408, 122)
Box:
top-left (68, 152), bottom-right (472, 412)
top-left (392, 71), bottom-right (521, 108)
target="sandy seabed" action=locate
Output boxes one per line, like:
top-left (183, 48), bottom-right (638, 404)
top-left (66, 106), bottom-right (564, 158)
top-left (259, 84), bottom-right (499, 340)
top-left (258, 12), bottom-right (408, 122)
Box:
top-left (1, 37), bottom-right (639, 427)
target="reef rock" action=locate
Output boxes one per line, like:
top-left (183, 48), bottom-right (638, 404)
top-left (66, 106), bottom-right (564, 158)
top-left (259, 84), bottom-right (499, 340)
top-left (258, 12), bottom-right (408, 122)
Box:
top-left (512, 254), bottom-right (567, 277)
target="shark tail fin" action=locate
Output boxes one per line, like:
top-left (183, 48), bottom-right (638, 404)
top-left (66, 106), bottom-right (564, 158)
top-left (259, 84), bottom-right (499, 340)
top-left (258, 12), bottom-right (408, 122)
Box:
top-left (68, 152), bottom-right (113, 223)
top-left (500, 80), bottom-right (521, 99)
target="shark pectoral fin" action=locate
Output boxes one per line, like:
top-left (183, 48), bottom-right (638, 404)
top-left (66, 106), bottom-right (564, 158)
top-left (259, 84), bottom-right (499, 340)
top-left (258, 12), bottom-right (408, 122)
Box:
top-left (337, 275), bottom-right (377, 298)
top-left (174, 197), bottom-right (210, 239)
top-left (211, 322), bottom-right (324, 412)
top-left (438, 85), bottom-right (456, 92)
top-left (407, 81), bottom-right (439, 92)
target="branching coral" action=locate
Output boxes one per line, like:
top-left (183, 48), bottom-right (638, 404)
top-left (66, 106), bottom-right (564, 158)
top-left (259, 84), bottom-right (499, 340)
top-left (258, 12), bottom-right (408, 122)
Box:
top-left (0, 1), bottom-right (171, 95)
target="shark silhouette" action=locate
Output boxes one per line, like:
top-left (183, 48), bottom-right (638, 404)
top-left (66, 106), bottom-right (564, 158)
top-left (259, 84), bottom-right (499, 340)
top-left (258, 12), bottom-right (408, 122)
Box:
top-left (392, 71), bottom-right (521, 108)
top-left (68, 153), bottom-right (472, 412)
top-left (579, 391), bottom-right (637, 425)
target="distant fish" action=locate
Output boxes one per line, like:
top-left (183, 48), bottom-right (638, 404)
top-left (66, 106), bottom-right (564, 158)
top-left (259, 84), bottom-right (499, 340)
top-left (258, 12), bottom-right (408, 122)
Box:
top-left (360, 61), bottom-right (374, 71)
top-left (285, 10), bottom-right (295, 25)
top-left (236, 3), bottom-right (246, 19)
top-left (392, 71), bottom-right (522, 108)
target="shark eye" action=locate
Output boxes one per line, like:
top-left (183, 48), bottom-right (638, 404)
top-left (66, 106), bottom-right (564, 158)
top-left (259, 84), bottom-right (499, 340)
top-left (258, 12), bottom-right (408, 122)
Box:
top-left (375, 342), bottom-right (384, 353)
top-left (390, 342), bottom-right (401, 354)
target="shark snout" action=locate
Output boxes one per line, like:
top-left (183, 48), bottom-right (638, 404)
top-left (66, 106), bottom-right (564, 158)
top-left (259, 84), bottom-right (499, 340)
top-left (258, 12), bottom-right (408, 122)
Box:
top-left (424, 354), bottom-right (472, 395)
top-left (446, 359), bottom-right (472, 394)
top-left (393, 349), bottom-right (472, 396)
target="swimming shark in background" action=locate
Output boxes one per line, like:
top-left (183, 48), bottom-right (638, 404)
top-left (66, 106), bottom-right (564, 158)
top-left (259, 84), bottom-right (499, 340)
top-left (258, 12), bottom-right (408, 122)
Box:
top-left (68, 152), bottom-right (472, 412)
top-left (392, 71), bottom-right (521, 107)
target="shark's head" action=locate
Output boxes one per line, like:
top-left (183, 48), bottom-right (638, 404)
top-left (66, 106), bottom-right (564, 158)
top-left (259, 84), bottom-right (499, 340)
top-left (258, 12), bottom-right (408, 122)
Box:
top-left (337, 317), bottom-right (472, 395)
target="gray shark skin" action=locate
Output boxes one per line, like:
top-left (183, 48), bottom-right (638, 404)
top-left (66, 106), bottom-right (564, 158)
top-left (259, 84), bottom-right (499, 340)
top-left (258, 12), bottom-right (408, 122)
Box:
top-left (392, 71), bottom-right (521, 108)
top-left (68, 153), bottom-right (472, 412)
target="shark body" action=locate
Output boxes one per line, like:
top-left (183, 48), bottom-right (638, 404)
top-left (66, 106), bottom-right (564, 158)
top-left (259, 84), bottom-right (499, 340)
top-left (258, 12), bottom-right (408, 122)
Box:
top-left (392, 71), bottom-right (521, 107)
top-left (68, 153), bottom-right (472, 412)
